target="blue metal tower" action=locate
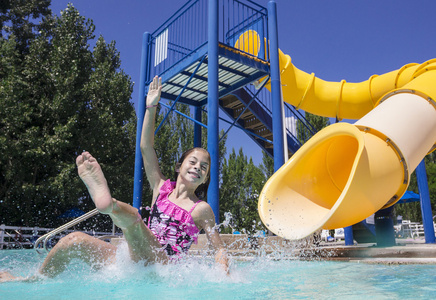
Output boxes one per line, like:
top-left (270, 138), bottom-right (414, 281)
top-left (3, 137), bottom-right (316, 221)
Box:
top-left (132, 0), bottom-right (308, 222)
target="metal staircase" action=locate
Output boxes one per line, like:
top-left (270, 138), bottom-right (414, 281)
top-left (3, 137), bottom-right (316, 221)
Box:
top-left (220, 87), bottom-right (304, 157)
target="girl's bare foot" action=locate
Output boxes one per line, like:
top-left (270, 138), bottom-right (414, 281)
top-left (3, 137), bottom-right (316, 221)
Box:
top-left (76, 152), bottom-right (114, 214)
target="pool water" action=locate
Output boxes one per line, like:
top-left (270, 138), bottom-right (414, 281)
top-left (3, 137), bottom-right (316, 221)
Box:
top-left (1, 245), bottom-right (436, 299)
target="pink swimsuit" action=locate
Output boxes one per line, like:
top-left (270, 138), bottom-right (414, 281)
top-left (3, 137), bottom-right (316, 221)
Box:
top-left (147, 180), bottom-right (202, 256)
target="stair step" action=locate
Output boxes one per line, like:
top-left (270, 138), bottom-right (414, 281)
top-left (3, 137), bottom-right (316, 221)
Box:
top-left (221, 95), bottom-right (243, 109)
top-left (254, 126), bottom-right (272, 139)
top-left (233, 106), bottom-right (253, 119)
top-left (219, 87), bottom-right (312, 158)
top-left (244, 116), bottom-right (262, 129)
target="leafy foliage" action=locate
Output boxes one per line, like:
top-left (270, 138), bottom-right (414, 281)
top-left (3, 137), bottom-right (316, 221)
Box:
top-left (296, 111), bottom-right (330, 145)
top-left (0, 1), bottom-right (237, 231)
top-left (0, 2), bottom-right (135, 229)
top-left (0, 0), bottom-right (51, 54)
top-left (219, 148), bottom-right (267, 234)
top-left (395, 152), bottom-right (436, 222)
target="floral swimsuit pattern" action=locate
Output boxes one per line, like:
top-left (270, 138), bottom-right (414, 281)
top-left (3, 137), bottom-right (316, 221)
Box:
top-left (147, 180), bottom-right (202, 256)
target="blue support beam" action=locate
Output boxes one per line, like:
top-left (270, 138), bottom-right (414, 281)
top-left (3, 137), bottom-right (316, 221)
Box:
top-left (133, 32), bottom-right (151, 210)
top-left (344, 226), bottom-right (354, 245)
top-left (267, 0), bottom-right (285, 171)
top-left (416, 159), bottom-right (435, 244)
top-left (194, 106), bottom-right (202, 148)
top-left (207, 0), bottom-right (220, 223)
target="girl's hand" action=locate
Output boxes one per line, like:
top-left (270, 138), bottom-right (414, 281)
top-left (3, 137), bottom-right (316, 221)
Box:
top-left (146, 76), bottom-right (162, 107)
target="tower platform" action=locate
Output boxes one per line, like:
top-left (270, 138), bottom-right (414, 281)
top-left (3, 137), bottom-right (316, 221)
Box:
top-left (159, 43), bottom-right (269, 107)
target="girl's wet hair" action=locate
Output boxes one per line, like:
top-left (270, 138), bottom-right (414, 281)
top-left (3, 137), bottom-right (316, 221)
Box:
top-left (174, 147), bottom-right (211, 199)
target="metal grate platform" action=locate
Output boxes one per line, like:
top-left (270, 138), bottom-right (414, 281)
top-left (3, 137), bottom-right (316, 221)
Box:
top-left (160, 43), bottom-right (269, 106)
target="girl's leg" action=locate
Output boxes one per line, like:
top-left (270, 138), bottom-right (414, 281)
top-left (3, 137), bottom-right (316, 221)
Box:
top-left (0, 271), bottom-right (23, 282)
top-left (0, 232), bottom-right (116, 282)
top-left (110, 200), bottom-right (168, 263)
top-left (77, 152), bottom-right (168, 264)
top-left (40, 232), bottom-right (116, 277)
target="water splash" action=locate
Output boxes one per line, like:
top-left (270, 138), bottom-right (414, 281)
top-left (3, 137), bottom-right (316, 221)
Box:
top-left (210, 212), bottom-right (337, 262)
top-left (0, 214), bottom-right (335, 288)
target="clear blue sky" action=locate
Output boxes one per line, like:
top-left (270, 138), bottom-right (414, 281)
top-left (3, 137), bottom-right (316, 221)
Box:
top-left (50, 0), bottom-right (436, 165)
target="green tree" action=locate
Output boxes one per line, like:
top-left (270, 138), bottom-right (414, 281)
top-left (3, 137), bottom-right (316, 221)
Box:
top-left (394, 152), bottom-right (436, 222)
top-left (0, 3), bottom-right (135, 230)
top-left (219, 148), bottom-right (266, 234)
top-left (260, 150), bottom-right (274, 179)
top-left (0, 1), bottom-right (231, 232)
top-left (241, 157), bottom-right (267, 232)
top-left (296, 111), bottom-right (330, 144)
top-left (0, 0), bottom-right (51, 54)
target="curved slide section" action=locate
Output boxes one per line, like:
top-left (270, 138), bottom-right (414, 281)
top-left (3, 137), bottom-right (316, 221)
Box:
top-left (259, 92), bottom-right (436, 240)
top-left (235, 31), bottom-right (436, 240)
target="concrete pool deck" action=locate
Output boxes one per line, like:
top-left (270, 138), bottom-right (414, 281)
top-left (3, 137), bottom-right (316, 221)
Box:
top-left (320, 243), bottom-right (436, 264)
top-left (188, 234), bottom-right (436, 264)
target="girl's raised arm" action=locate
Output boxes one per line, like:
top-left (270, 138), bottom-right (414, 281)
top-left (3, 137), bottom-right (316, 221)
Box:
top-left (140, 76), bottom-right (166, 197)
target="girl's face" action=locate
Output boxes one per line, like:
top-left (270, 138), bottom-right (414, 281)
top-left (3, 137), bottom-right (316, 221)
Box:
top-left (178, 149), bottom-right (210, 186)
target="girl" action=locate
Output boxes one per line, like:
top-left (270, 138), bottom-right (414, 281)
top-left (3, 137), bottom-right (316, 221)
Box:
top-left (0, 76), bottom-right (228, 282)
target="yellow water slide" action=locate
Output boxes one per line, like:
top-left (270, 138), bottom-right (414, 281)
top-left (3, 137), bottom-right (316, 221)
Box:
top-left (235, 31), bottom-right (436, 240)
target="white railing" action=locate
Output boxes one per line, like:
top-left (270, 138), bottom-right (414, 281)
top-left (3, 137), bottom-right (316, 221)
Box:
top-left (0, 224), bottom-right (54, 249)
top-left (394, 220), bottom-right (436, 239)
